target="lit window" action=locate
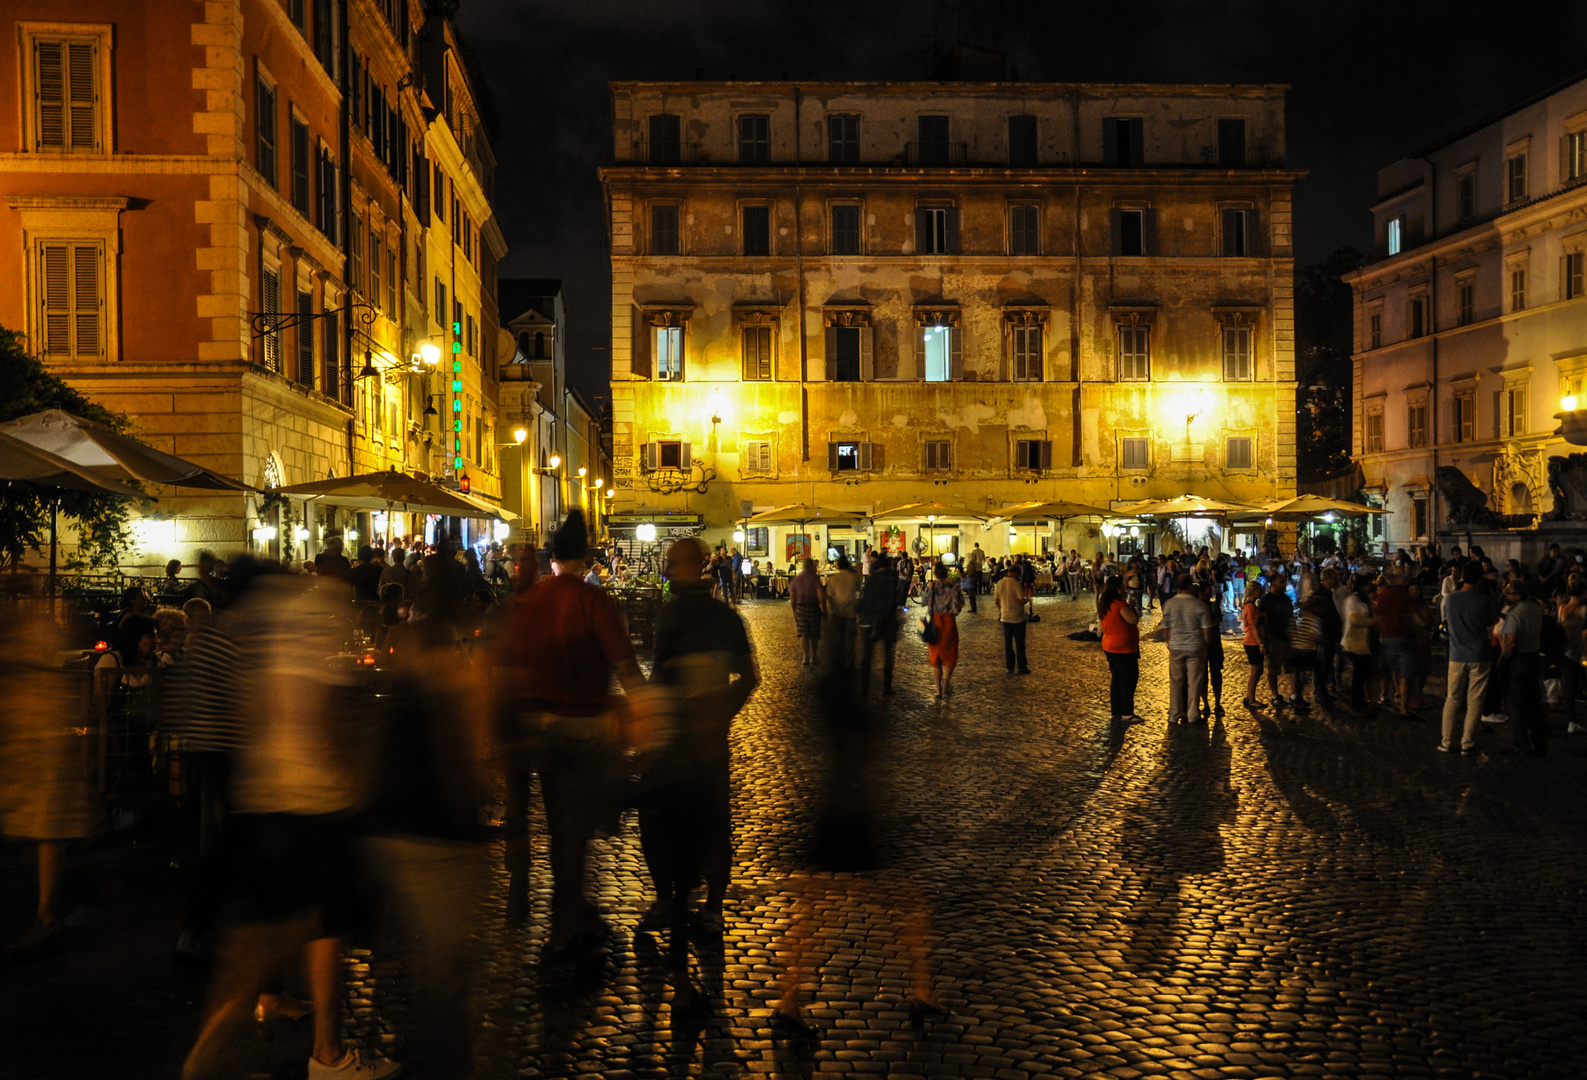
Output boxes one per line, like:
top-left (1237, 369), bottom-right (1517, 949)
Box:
top-left (1222, 326), bottom-right (1252, 380)
top-left (1387, 217), bottom-right (1402, 256)
top-left (1119, 325), bottom-right (1150, 380)
top-left (655, 325), bottom-right (683, 380)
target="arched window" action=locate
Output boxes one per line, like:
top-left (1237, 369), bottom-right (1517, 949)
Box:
top-left (534, 331), bottom-right (546, 358)
top-left (516, 332), bottom-right (531, 359)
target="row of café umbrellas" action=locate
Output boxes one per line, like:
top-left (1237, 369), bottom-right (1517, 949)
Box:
top-left (0, 409), bottom-right (512, 593)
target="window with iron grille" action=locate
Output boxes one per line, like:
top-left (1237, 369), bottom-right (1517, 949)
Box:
top-left (742, 205), bottom-right (771, 256)
top-left (1008, 114), bottom-right (1038, 166)
top-left (923, 440), bottom-right (951, 472)
top-left (649, 113), bottom-right (680, 164)
top-left (1225, 436), bottom-right (1253, 470)
top-left (1009, 204), bottom-right (1040, 255)
top-left (828, 115), bottom-right (859, 164)
top-left (830, 204), bottom-right (861, 255)
top-left (1218, 118), bottom-right (1246, 166)
top-left (36, 241), bottom-right (102, 358)
top-left (1119, 437), bottom-right (1149, 471)
top-left (1118, 325), bottom-right (1150, 380)
top-left (651, 204), bottom-right (679, 255)
top-left (742, 325), bottom-right (773, 380)
top-left (32, 37), bottom-right (99, 152)
top-left (1222, 326), bottom-right (1252, 380)
top-left (1012, 325), bottom-right (1042, 381)
top-left (738, 114), bottom-right (769, 162)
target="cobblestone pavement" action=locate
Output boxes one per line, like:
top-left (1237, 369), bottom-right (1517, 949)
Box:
top-left (6, 593), bottom-right (1587, 1079)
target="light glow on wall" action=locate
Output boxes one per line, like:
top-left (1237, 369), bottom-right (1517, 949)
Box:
top-left (133, 519), bottom-right (177, 548)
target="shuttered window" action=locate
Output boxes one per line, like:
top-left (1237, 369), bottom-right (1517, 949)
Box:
top-left (369, 229), bottom-right (382, 309)
top-left (1120, 437), bottom-right (1149, 471)
top-left (743, 440), bottom-right (774, 475)
top-left (655, 326), bottom-right (684, 380)
top-left (1225, 437), bottom-right (1253, 470)
top-left (296, 290), bottom-right (315, 386)
top-left (38, 242), bottom-right (103, 357)
top-left (290, 117), bottom-right (311, 213)
top-left (923, 440), bottom-right (952, 472)
top-left (1119, 325), bottom-right (1150, 380)
top-left (1012, 325), bottom-right (1043, 381)
top-left (260, 268), bottom-right (282, 372)
top-left (916, 206), bottom-right (958, 255)
top-left (349, 211), bottom-right (363, 295)
top-left (1222, 326), bottom-right (1252, 380)
top-left (742, 325), bottom-right (773, 380)
top-left (34, 38), bottom-right (99, 152)
top-left (317, 149), bottom-right (338, 241)
top-left (323, 307), bottom-right (340, 401)
top-left (1015, 439), bottom-right (1053, 472)
top-left (256, 78), bottom-right (277, 185)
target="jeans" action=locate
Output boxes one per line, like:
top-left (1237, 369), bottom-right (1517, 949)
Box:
top-left (967, 573), bottom-right (980, 611)
top-left (1442, 660), bottom-right (1491, 751)
top-left (1348, 651), bottom-right (1374, 707)
top-left (1168, 650), bottom-right (1208, 721)
top-left (1314, 639), bottom-right (1338, 696)
top-left (1505, 652), bottom-right (1547, 754)
top-left (1002, 620), bottom-right (1028, 671)
top-left (1106, 650), bottom-right (1139, 717)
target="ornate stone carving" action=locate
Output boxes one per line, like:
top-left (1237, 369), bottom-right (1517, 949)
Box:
top-left (1545, 453), bottom-right (1587, 522)
top-left (1435, 465), bottom-right (1532, 527)
top-left (1493, 449), bottom-right (1543, 516)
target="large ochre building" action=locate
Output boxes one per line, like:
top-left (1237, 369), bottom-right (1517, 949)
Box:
top-left (0, 0), bottom-right (506, 568)
top-left (601, 81), bottom-right (1302, 562)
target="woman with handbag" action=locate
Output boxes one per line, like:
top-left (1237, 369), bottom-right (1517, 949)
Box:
top-left (920, 562), bottom-right (964, 700)
top-left (1097, 576), bottom-right (1142, 724)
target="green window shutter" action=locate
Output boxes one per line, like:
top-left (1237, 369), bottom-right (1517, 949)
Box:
top-left (73, 244), bottom-right (100, 355)
top-left (67, 41), bottom-right (96, 150)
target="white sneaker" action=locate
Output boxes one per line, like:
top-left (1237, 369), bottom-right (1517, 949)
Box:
top-left (1480, 713), bottom-right (1508, 725)
top-left (307, 1048), bottom-right (403, 1079)
top-left (1569, 722), bottom-right (1586, 735)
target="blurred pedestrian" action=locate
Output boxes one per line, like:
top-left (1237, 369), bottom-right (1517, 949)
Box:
top-left (1341, 574), bottom-right (1380, 711)
top-left (994, 559), bottom-right (1031, 674)
top-left (1501, 578), bottom-right (1547, 755)
top-left (789, 557), bottom-right (826, 666)
top-left (1163, 575), bottom-right (1214, 725)
top-left (824, 553), bottom-right (861, 669)
top-left (1240, 583), bottom-right (1265, 710)
top-left (920, 562), bottom-right (964, 699)
top-left (856, 553), bottom-right (903, 696)
top-left (1256, 574), bottom-right (1295, 708)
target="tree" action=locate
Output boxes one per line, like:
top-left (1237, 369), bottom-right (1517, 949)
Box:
top-left (0, 328), bottom-right (138, 571)
top-left (1295, 246), bottom-right (1364, 481)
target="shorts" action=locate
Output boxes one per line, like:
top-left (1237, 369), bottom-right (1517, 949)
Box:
top-left (1284, 648), bottom-right (1316, 673)
top-left (794, 604), bottom-right (823, 640)
top-left (537, 713), bottom-right (626, 841)
top-left (1380, 637), bottom-right (1422, 680)
top-left (1244, 645), bottom-right (1264, 667)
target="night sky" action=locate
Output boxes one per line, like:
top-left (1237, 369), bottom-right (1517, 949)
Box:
top-left (457, 0), bottom-right (1587, 406)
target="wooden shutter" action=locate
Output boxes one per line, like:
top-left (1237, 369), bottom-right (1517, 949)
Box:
top-left (36, 41), bottom-right (65, 149)
top-left (35, 40), bottom-right (97, 151)
top-left (914, 321), bottom-right (926, 379)
top-left (858, 442), bottom-right (874, 470)
top-left (915, 211), bottom-right (929, 253)
top-left (945, 208), bottom-right (960, 254)
top-left (40, 245), bottom-right (71, 354)
top-left (949, 326), bottom-right (964, 381)
top-left (1102, 118), bottom-right (1116, 165)
top-left (323, 308), bottom-right (340, 400)
top-left (297, 290), bottom-right (315, 385)
top-left (827, 442), bottom-right (839, 471)
top-left (643, 441), bottom-right (658, 472)
top-left (759, 442), bottom-right (773, 473)
top-left (349, 212), bottom-right (362, 295)
top-left (859, 325), bottom-right (874, 381)
top-left (824, 326), bottom-right (837, 381)
top-left (1245, 208), bottom-right (1261, 257)
top-left (261, 269), bottom-right (281, 371)
top-left (1038, 441), bottom-right (1053, 470)
top-left (1143, 208), bottom-right (1158, 256)
top-left (1109, 209), bottom-right (1122, 255)
top-left (66, 41), bottom-right (97, 150)
top-left (679, 442), bottom-right (692, 470)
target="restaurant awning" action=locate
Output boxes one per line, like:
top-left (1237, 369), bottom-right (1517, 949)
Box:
top-left (0, 409), bottom-right (251, 490)
top-left (277, 469), bottom-right (515, 520)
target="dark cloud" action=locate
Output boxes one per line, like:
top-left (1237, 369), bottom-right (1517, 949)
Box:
top-left (457, 0), bottom-right (1587, 404)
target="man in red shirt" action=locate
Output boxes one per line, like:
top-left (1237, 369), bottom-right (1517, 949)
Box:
top-left (496, 511), bottom-right (643, 956)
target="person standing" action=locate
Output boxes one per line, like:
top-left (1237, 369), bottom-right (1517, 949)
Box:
top-left (1162, 576), bottom-right (1214, 724)
top-left (1256, 574), bottom-right (1295, 708)
top-left (1340, 574), bottom-right (1380, 711)
top-left (789, 557), bottom-right (826, 666)
top-left (993, 562), bottom-right (1031, 674)
top-left (1440, 560), bottom-right (1499, 754)
top-left (920, 563), bottom-right (964, 699)
top-left (1375, 567), bottom-right (1422, 719)
top-left (966, 543), bottom-right (985, 613)
top-left (823, 554), bottom-right (862, 669)
top-left (1311, 567), bottom-right (1343, 702)
top-left (857, 554), bottom-right (903, 696)
top-left (1199, 586), bottom-right (1226, 718)
top-left (1558, 575), bottom-right (1587, 735)
top-left (1500, 579), bottom-right (1548, 756)
top-left (1097, 577), bottom-right (1141, 723)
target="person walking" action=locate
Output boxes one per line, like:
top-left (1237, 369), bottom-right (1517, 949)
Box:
top-left (1163, 576), bottom-right (1214, 724)
top-left (993, 561), bottom-right (1031, 674)
top-left (1440, 560), bottom-right (1498, 754)
top-left (1312, 567), bottom-right (1343, 702)
top-left (1340, 574), bottom-right (1380, 711)
top-left (1097, 577), bottom-right (1142, 723)
top-left (1199, 585), bottom-right (1226, 718)
top-left (824, 554), bottom-right (861, 669)
top-left (920, 562), bottom-right (964, 700)
top-left (966, 543), bottom-right (985, 613)
top-left (1375, 566), bottom-right (1422, 719)
top-left (1256, 574), bottom-right (1295, 708)
top-left (789, 557), bottom-right (827, 666)
top-left (1500, 578), bottom-right (1548, 755)
top-left (857, 553), bottom-right (904, 695)
top-left (1240, 583), bottom-right (1266, 710)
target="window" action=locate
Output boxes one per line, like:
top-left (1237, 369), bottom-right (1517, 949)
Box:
top-left (1118, 325), bottom-right (1150, 380)
top-left (1369, 311), bottom-right (1382, 349)
top-left (651, 204), bottom-right (680, 255)
top-left (1458, 279), bottom-right (1475, 325)
top-left (742, 324), bottom-right (773, 380)
top-left (1506, 153), bottom-right (1528, 202)
top-left (745, 526), bottom-right (769, 555)
top-left (917, 115), bottom-right (950, 165)
top-left (369, 228), bottom-right (381, 309)
top-left (1119, 437), bottom-right (1149, 471)
top-left (828, 115), bottom-right (859, 164)
top-left (1453, 392), bottom-right (1475, 442)
top-left (828, 441), bottom-right (870, 472)
top-left (649, 113), bottom-right (680, 164)
top-left (1117, 209), bottom-right (1145, 256)
top-left (737, 114), bottom-right (769, 162)
top-left (433, 278), bottom-right (446, 329)
top-left (466, 313), bottom-right (477, 357)
top-left (1105, 117), bottom-right (1143, 166)
top-left (313, 0), bottom-right (335, 73)
top-left (1009, 204), bottom-right (1040, 255)
top-left (1569, 131), bottom-right (1587, 183)
top-left (296, 289), bottom-right (314, 386)
top-left (643, 440), bottom-right (691, 471)
top-left (923, 439), bottom-right (951, 472)
top-left (290, 116), bottom-right (311, 214)
top-left (830, 204), bottom-right (861, 255)
top-left (1457, 171), bottom-right (1476, 222)
top-left (655, 325), bottom-right (683, 380)
top-left (1566, 252), bottom-right (1584, 300)
top-left (255, 78), bottom-right (277, 186)
top-left (1387, 216), bottom-right (1403, 256)
top-left (1412, 496), bottom-right (1428, 539)
top-left (323, 306), bottom-right (340, 401)
top-left (1510, 265), bottom-right (1527, 312)
top-left (1012, 325), bottom-right (1042, 381)
top-left (30, 35), bottom-right (100, 152)
top-left (1505, 385), bottom-right (1528, 437)
top-left (1222, 326), bottom-right (1252, 380)
top-left (1008, 114), bottom-right (1038, 166)
top-left (36, 241), bottom-right (102, 358)
top-left (920, 324), bottom-right (958, 382)
top-left (742, 205), bottom-right (771, 256)
top-left (743, 440), bottom-right (774, 475)
top-left (831, 326), bottom-right (863, 382)
top-left (346, 210), bottom-right (362, 293)
top-left (433, 163), bottom-right (446, 222)
top-left (1015, 439), bottom-right (1053, 471)
top-left (1225, 436), bottom-right (1253, 470)
top-left (316, 148), bottom-right (338, 242)
top-left (1408, 401), bottom-right (1428, 448)
top-left (1364, 409), bottom-right (1384, 453)
top-left (1409, 295), bottom-right (1427, 338)
top-left (388, 250), bottom-right (397, 319)
top-left (916, 205), bottom-right (957, 255)
top-left (1218, 118), bottom-right (1246, 167)
top-left (1222, 208), bottom-right (1249, 256)
top-left (260, 266), bottom-right (281, 372)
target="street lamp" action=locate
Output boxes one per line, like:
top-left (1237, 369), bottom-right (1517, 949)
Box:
top-left (513, 427), bottom-right (527, 444)
top-left (420, 342), bottom-right (442, 366)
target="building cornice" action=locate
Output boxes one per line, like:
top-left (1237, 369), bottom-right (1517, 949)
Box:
top-left (600, 165), bottom-right (1305, 186)
top-left (610, 80), bottom-right (1291, 98)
